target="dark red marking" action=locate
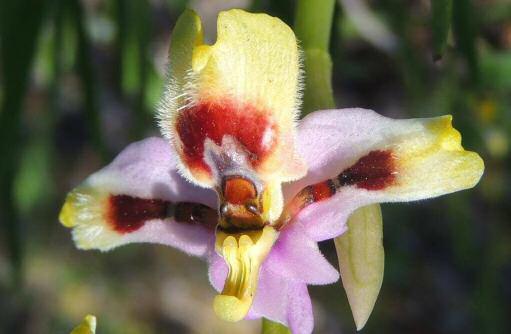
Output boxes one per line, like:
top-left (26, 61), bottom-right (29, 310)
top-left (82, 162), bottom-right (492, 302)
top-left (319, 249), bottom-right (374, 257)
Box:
top-left (107, 195), bottom-right (169, 233)
top-left (176, 100), bottom-right (277, 176)
top-left (310, 180), bottom-right (336, 202)
top-left (338, 150), bottom-right (396, 190)
top-left (276, 150), bottom-right (396, 230)
top-left (174, 202), bottom-right (217, 229)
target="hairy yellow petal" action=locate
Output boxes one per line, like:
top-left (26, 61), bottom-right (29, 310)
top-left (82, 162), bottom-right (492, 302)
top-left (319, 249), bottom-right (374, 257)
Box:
top-left (193, 9), bottom-right (301, 125)
top-left (161, 9), bottom-right (306, 188)
top-left (59, 185), bottom-right (119, 251)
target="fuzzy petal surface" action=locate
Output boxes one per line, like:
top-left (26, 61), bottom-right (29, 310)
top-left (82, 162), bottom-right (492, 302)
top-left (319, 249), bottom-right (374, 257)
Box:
top-left (160, 9), bottom-right (306, 187)
top-left (60, 137), bottom-right (216, 255)
top-left (208, 252), bottom-right (314, 334)
top-left (285, 108), bottom-right (484, 240)
top-left (266, 222), bottom-right (339, 285)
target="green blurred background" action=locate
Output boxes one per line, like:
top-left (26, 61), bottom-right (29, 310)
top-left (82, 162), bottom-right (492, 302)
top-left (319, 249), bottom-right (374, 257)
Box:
top-left (0, 0), bottom-right (510, 333)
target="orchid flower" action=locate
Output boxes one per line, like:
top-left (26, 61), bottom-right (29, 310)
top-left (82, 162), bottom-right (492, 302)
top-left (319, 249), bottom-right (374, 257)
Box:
top-left (59, 9), bottom-right (484, 334)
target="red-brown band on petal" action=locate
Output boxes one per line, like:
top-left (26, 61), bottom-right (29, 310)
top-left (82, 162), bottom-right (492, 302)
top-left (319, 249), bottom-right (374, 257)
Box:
top-left (107, 195), bottom-right (218, 234)
top-left (278, 150), bottom-right (396, 228)
top-left (107, 195), bottom-right (170, 233)
top-left (174, 202), bottom-right (218, 229)
top-left (337, 150), bottom-right (396, 191)
top-left (175, 100), bottom-right (277, 177)
top-left (311, 180), bottom-right (336, 202)
top-left (309, 150), bottom-right (396, 203)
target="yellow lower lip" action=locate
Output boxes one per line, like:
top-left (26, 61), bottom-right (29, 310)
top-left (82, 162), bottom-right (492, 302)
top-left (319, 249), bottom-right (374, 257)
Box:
top-left (213, 225), bottom-right (278, 322)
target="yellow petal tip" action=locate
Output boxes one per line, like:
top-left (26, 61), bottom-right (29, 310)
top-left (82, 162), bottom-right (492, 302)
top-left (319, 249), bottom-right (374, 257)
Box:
top-left (58, 186), bottom-right (123, 251)
top-left (426, 115), bottom-right (463, 150)
top-left (191, 44), bottom-right (212, 72)
top-left (59, 194), bottom-right (77, 228)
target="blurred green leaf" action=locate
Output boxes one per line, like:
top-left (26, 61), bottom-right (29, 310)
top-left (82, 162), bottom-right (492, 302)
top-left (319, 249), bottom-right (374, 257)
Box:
top-left (0, 0), bottom-right (47, 286)
top-left (68, 0), bottom-right (108, 160)
top-left (384, 1), bottom-right (427, 111)
top-left (481, 50), bottom-right (511, 92)
top-left (146, 66), bottom-right (164, 110)
top-left (479, 1), bottom-right (511, 24)
top-left (117, 0), bottom-right (151, 138)
top-left (165, 0), bottom-right (189, 13)
top-left (431, 0), bottom-right (453, 60)
top-left (14, 142), bottom-right (53, 214)
top-left (453, 0), bottom-right (479, 83)
top-left (121, 16), bottom-right (142, 94)
top-left (62, 11), bottom-right (78, 72)
top-left (250, 0), bottom-right (296, 24)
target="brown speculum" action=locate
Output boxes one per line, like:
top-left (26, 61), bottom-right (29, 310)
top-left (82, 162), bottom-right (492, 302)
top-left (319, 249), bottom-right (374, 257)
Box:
top-left (217, 175), bottom-right (267, 231)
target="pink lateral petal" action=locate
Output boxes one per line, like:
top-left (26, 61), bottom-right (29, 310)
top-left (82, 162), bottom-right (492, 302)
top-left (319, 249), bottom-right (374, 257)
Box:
top-left (286, 108), bottom-right (483, 241)
top-left (127, 219), bottom-right (215, 256)
top-left (207, 238), bottom-right (316, 332)
top-left (285, 108), bottom-right (391, 200)
top-left (251, 267), bottom-right (314, 334)
top-left (98, 137), bottom-right (217, 206)
top-left (266, 223), bottom-right (339, 284)
top-left (281, 109), bottom-right (388, 240)
top-left (289, 190), bottom-right (356, 241)
top-left (96, 137), bottom-right (217, 256)
top-left (208, 251), bottom-right (227, 292)
top-left (249, 266), bottom-right (288, 323)
top-left (287, 282), bottom-right (314, 334)
top-left (64, 137), bottom-right (217, 256)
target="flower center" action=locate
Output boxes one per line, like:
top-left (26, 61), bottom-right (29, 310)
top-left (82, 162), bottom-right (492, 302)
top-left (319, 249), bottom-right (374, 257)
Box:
top-left (218, 176), bottom-right (266, 230)
top-left (213, 173), bottom-right (284, 321)
top-left (213, 225), bottom-right (278, 322)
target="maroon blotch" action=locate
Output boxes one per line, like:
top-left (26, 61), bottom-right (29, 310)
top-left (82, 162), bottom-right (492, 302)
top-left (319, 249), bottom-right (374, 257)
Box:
top-left (175, 99), bottom-right (277, 176)
top-left (338, 150), bottom-right (396, 190)
top-left (107, 195), bottom-right (169, 233)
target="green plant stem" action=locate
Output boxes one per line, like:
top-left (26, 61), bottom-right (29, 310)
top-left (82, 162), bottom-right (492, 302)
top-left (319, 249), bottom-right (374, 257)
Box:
top-left (294, 0), bottom-right (335, 51)
top-left (453, 0), bottom-right (480, 84)
top-left (294, 0), bottom-right (336, 115)
top-left (431, 0), bottom-right (453, 60)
